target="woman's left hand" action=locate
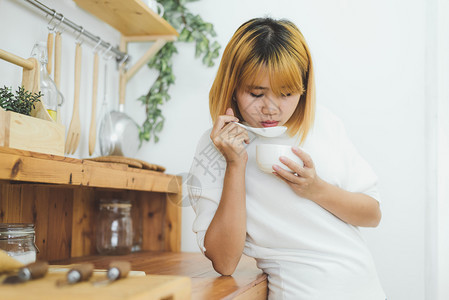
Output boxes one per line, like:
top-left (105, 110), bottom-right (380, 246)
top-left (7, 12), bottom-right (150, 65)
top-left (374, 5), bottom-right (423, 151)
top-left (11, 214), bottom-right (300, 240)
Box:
top-left (272, 147), bottom-right (324, 200)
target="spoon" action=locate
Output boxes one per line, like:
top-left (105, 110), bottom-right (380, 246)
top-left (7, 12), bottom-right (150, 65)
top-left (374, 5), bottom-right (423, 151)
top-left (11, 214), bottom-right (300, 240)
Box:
top-left (232, 122), bottom-right (287, 138)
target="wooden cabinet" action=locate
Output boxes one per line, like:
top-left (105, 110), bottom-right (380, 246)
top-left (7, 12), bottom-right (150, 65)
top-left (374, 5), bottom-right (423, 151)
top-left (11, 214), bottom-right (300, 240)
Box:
top-left (0, 146), bottom-right (182, 261)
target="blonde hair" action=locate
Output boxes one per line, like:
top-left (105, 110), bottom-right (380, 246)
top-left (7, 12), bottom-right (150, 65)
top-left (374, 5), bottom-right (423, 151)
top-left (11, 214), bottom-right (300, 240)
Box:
top-left (209, 18), bottom-right (316, 144)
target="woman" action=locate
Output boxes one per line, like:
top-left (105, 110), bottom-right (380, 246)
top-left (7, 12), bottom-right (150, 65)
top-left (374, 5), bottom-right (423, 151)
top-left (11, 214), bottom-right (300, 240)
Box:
top-left (188, 17), bottom-right (386, 300)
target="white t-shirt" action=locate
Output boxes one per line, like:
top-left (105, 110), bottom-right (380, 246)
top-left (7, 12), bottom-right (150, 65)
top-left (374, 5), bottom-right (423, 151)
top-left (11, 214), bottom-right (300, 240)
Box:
top-left (187, 105), bottom-right (386, 300)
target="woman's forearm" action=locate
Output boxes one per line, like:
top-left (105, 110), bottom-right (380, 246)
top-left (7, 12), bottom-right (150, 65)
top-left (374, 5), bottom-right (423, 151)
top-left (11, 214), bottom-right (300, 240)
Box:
top-left (204, 161), bottom-right (247, 275)
top-left (310, 178), bottom-right (382, 227)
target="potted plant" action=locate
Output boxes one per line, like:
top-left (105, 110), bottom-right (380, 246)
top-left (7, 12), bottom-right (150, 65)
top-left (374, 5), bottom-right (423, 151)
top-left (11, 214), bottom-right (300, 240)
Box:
top-left (0, 85), bottom-right (65, 155)
top-left (0, 85), bottom-right (42, 116)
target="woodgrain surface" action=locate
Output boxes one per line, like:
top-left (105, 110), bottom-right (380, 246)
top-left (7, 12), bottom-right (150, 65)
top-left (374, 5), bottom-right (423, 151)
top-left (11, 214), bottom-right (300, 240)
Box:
top-left (73, 0), bottom-right (178, 36)
top-left (0, 110), bottom-right (64, 155)
top-left (0, 147), bottom-right (183, 260)
top-left (0, 272), bottom-right (191, 300)
top-left (0, 146), bottom-right (179, 193)
top-left (0, 185), bottom-right (181, 260)
top-left (52, 251), bottom-right (268, 300)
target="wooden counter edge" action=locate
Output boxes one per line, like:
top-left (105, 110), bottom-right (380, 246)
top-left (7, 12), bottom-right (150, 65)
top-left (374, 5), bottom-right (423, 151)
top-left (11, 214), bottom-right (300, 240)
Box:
top-left (231, 278), bottom-right (268, 300)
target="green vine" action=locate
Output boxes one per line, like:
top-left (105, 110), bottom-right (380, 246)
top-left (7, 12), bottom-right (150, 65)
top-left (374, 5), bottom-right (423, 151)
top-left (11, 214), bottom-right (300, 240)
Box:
top-left (138, 0), bottom-right (221, 144)
top-left (0, 86), bottom-right (42, 116)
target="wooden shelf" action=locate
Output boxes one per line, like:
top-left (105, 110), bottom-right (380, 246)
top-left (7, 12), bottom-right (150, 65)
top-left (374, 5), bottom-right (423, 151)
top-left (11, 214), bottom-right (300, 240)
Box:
top-left (0, 146), bottom-right (180, 193)
top-left (73, 0), bottom-right (178, 37)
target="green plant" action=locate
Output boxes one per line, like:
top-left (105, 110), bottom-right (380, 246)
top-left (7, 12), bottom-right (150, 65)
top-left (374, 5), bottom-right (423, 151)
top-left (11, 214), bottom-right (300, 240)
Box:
top-left (0, 86), bottom-right (42, 116)
top-left (138, 0), bottom-right (221, 144)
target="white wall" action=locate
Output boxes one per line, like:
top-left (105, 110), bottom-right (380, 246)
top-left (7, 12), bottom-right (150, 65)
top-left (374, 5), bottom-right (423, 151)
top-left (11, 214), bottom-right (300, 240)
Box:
top-left (0, 1), bottom-right (445, 299)
top-left (429, 0), bottom-right (449, 299)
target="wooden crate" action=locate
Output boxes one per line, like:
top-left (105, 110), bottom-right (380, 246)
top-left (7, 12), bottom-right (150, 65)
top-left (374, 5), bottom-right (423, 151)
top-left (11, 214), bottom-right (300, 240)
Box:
top-left (0, 109), bottom-right (64, 156)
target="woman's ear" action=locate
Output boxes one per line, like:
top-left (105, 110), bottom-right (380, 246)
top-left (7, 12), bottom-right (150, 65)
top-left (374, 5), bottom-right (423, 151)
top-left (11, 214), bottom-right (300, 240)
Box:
top-left (225, 107), bottom-right (234, 116)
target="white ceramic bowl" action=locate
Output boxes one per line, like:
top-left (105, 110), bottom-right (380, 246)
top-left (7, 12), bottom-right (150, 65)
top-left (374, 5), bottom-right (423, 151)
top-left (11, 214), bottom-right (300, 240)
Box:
top-left (256, 144), bottom-right (304, 173)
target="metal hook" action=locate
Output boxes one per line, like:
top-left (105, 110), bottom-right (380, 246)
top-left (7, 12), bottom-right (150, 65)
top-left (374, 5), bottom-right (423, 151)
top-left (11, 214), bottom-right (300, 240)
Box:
top-left (55, 15), bottom-right (65, 34)
top-left (47, 10), bottom-right (57, 32)
top-left (102, 44), bottom-right (114, 60)
top-left (75, 27), bottom-right (84, 45)
top-left (117, 53), bottom-right (129, 71)
top-left (93, 37), bottom-right (102, 53)
top-left (118, 53), bottom-right (129, 67)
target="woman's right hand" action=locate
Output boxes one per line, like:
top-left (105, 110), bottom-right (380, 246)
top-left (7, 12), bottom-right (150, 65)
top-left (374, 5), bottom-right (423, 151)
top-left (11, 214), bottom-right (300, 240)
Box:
top-left (210, 108), bottom-right (250, 166)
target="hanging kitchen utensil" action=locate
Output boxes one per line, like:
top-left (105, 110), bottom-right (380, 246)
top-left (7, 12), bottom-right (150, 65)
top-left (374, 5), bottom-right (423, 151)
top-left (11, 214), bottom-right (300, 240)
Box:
top-left (108, 108), bottom-right (140, 157)
top-left (88, 39), bottom-right (101, 156)
top-left (54, 17), bottom-right (65, 124)
top-left (46, 11), bottom-right (57, 75)
top-left (98, 53), bottom-right (139, 157)
top-left (98, 47), bottom-right (114, 156)
top-left (47, 32), bottom-right (54, 75)
top-left (65, 31), bottom-right (83, 154)
top-left (108, 55), bottom-right (139, 157)
top-left (54, 32), bottom-right (62, 88)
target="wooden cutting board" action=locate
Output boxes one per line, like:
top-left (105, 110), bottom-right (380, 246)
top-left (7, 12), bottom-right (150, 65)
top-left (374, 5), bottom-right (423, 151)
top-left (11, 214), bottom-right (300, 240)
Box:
top-left (0, 272), bottom-right (190, 300)
top-left (85, 156), bottom-right (166, 172)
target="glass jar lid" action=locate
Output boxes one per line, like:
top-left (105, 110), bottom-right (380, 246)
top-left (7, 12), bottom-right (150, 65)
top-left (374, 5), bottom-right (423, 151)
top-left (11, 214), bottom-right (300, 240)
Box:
top-left (0, 223), bottom-right (35, 239)
top-left (100, 203), bottom-right (132, 209)
top-left (99, 198), bottom-right (131, 209)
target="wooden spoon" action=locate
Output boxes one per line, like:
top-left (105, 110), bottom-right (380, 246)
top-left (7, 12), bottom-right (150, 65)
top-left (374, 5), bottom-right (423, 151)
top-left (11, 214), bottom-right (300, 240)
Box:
top-left (47, 32), bottom-right (54, 75)
top-left (89, 51), bottom-right (99, 156)
top-left (65, 43), bottom-right (82, 154)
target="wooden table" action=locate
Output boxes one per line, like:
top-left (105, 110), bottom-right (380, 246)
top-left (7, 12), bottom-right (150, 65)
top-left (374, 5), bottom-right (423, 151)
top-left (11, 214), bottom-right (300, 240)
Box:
top-left (52, 251), bottom-right (268, 300)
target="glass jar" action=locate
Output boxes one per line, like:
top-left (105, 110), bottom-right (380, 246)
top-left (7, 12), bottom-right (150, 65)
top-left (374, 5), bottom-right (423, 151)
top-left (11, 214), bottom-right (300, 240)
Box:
top-left (96, 200), bottom-right (133, 255)
top-left (0, 223), bottom-right (38, 264)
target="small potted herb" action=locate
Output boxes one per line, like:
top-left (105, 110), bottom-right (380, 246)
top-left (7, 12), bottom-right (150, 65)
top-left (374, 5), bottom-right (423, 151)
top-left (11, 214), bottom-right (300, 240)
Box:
top-left (0, 85), bottom-right (42, 116)
top-left (0, 85), bottom-right (64, 156)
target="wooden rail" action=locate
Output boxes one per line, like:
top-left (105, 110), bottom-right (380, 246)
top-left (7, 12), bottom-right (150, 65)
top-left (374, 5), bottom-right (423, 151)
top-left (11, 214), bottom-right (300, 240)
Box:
top-left (0, 48), bottom-right (34, 69)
